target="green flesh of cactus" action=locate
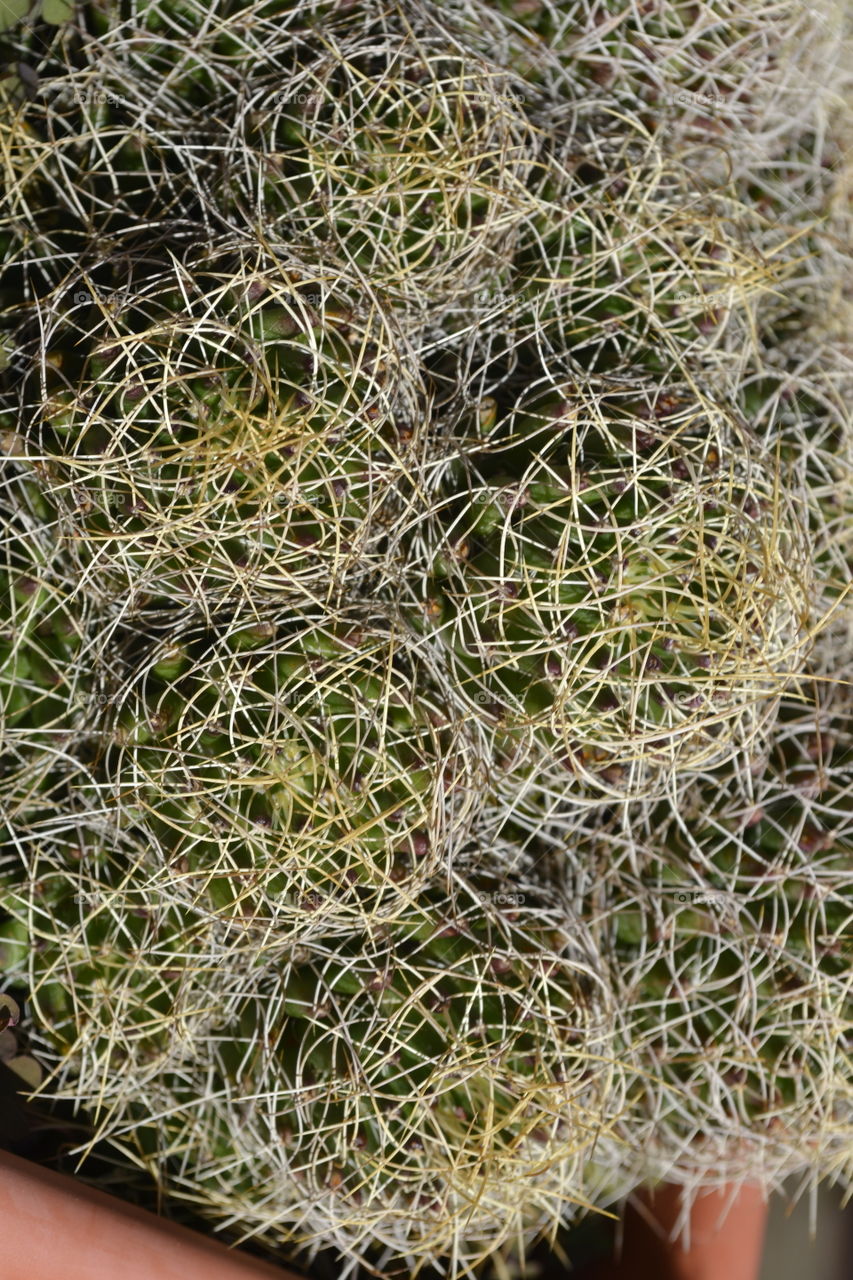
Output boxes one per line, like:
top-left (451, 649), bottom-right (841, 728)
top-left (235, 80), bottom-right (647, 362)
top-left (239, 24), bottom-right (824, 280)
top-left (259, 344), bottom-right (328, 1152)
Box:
top-left (567, 684), bottom-right (853, 1179)
top-left (412, 381), bottom-right (813, 794)
top-left (17, 264), bottom-right (419, 605)
top-left (90, 610), bottom-right (481, 936)
top-left (248, 40), bottom-right (541, 311)
top-left (18, 871), bottom-right (621, 1260)
top-left (0, 492), bottom-right (89, 744)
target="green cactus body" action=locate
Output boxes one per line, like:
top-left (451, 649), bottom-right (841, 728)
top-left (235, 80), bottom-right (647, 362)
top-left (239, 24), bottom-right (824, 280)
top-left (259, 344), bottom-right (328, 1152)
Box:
top-left (86, 1), bottom-right (225, 101)
top-left (0, 491), bottom-right (94, 747)
top-left (0, 830), bottom-right (227, 1068)
top-left (36, 872), bottom-right (622, 1267)
top-left (231, 39), bottom-right (542, 315)
top-left (512, 180), bottom-right (769, 379)
top-left (18, 261), bottom-right (422, 605)
top-left (739, 364), bottom-right (852, 617)
top-left (568, 683), bottom-right (852, 1187)
top-left (92, 609), bottom-right (483, 938)
top-left (0, 46), bottom-right (208, 266)
top-left (408, 381), bottom-right (813, 796)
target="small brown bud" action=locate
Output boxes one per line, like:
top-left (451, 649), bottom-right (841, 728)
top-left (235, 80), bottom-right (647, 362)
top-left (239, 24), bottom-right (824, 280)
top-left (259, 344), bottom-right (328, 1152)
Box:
top-left (409, 831), bottom-right (430, 858)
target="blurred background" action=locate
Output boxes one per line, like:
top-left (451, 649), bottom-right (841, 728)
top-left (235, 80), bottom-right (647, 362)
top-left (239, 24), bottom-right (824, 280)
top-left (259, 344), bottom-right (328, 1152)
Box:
top-left (759, 1186), bottom-right (851, 1280)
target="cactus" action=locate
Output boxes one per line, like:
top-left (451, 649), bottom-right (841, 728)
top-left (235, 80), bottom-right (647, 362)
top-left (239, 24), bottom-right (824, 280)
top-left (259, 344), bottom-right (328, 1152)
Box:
top-left (79, 604), bottom-right (485, 940)
top-left (11, 252), bottom-right (424, 606)
top-left (0, 15), bottom-right (209, 278)
top-left (404, 376), bottom-right (814, 800)
top-left (0, 0), bottom-right (851, 1274)
top-left (0, 469), bottom-right (97, 749)
top-left (552, 672), bottom-right (853, 1194)
top-left (18, 861), bottom-right (625, 1270)
top-left (223, 30), bottom-right (544, 321)
top-left (0, 474), bottom-right (106, 982)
